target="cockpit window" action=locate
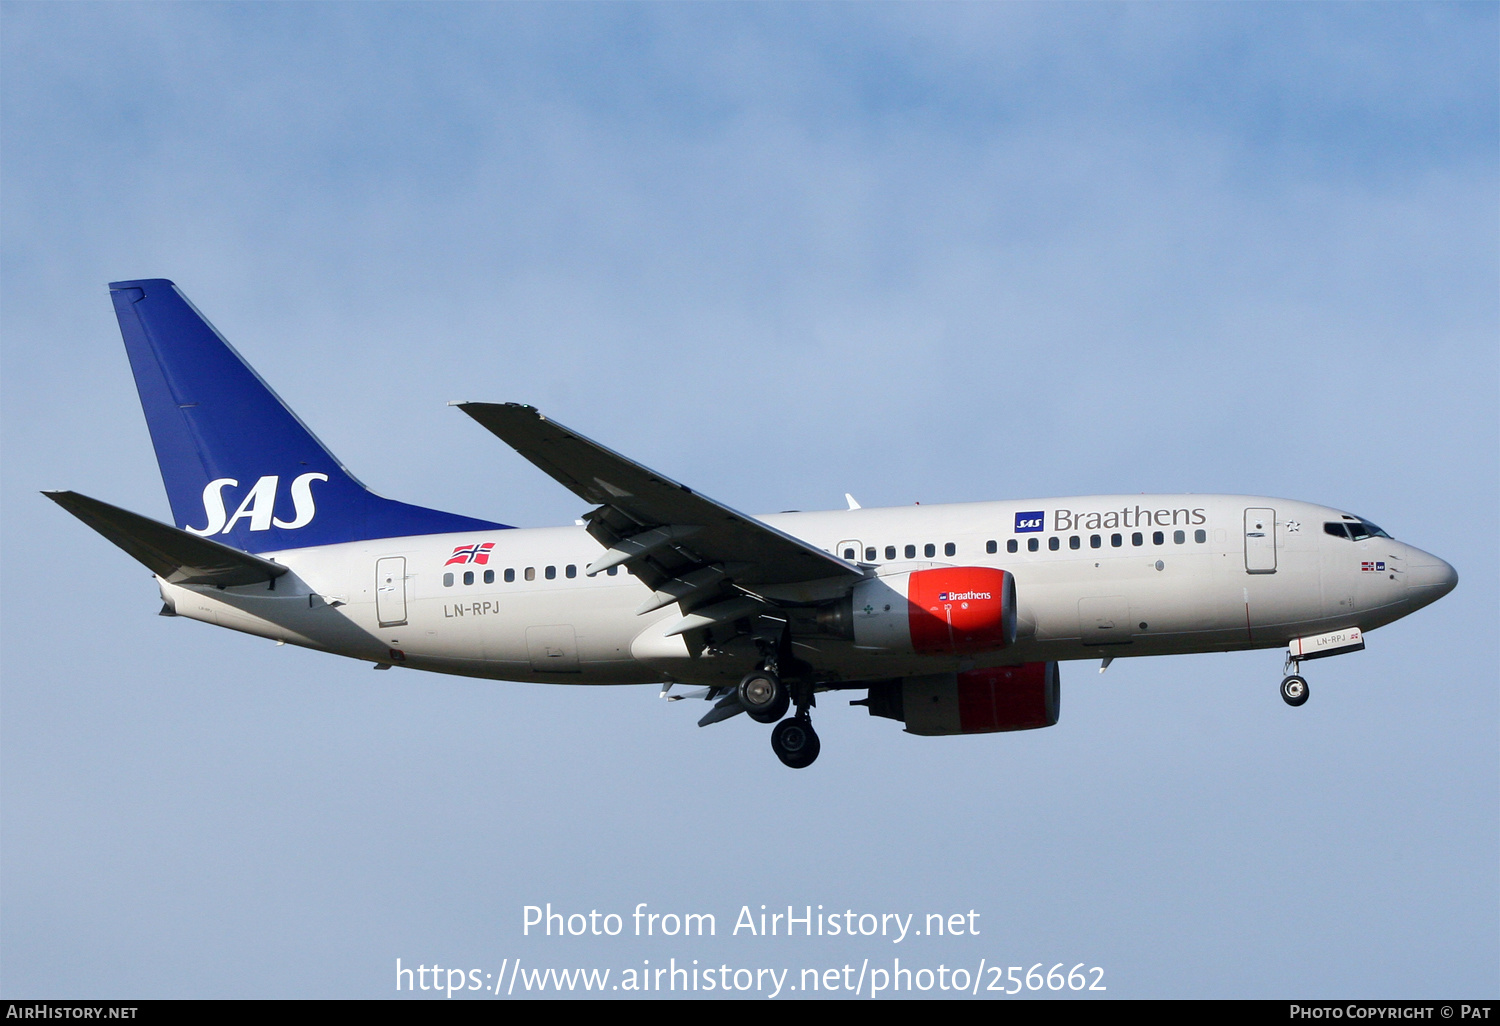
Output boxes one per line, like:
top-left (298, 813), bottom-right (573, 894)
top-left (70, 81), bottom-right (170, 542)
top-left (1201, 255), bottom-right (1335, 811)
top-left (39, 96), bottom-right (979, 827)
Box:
top-left (1326, 519), bottom-right (1391, 541)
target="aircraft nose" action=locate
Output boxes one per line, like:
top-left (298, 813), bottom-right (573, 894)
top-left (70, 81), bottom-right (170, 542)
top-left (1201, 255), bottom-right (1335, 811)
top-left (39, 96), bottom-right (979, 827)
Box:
top-left (1405, 548), bottom-right (1458, 607)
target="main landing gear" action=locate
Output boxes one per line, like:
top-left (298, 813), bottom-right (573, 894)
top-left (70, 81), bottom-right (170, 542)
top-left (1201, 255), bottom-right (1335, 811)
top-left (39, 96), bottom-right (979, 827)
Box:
top-left (1280, 654), bottom-right (1309, 707)
top-left (771, 714), bottom-right (820, 769)
top-left (738, 666), bottom-right (821, 768)
top-left (737, 668), bottom-right (790, 724)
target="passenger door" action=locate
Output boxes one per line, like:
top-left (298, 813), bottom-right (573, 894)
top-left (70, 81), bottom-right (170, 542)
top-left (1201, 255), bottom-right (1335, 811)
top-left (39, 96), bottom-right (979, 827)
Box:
top-left (1243, 508), bottom-right (1277, 574)
top-left (376, 556), bottom-right (408, 626)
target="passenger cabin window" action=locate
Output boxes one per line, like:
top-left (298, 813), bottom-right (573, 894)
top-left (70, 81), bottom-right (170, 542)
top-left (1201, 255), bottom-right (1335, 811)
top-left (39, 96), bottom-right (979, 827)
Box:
top-left (443, 573), bottom-right (454, 587)
top-left (1090, 534), bottom-right (1102, 549)
top-left (1027, 538), bottom-right (1039, 552)
top-left (986, 540), bottom-right (997, 554)
top-left (1152, 531), bottom-right (1165, 545)
top-left (842, 546), bottom-right (856, 559)
top-left (1048, 537), bottom-right (1060, 551)
top-left (484, 569), bottom-right (495, 583)
top-left (865, 547), bottom-right (877, 561)
top-left (525, 567), bottom-right (536, 581)
top-left (545, 566), bottom-right (556, 580)
top-left (1195, 529), bottom-right (1207, 543)
top-left (463, 571), bottom-right (474, 585)
top-left (905, 544), bottom-right (916, 559)
top-left (1007, 540), bottom-right (1019, 553)
top-left (1069, 535), bottom-right (1080, 550)
top-left (566, 565), bottom-right (577, 578)
top-left (607, 566), bottom-right (619, 576)
top-left (1174, 530), bottom-right (1185, 544)
top-left (505, 568), bottom-right (515, 583)
top-left (1111, 533), bottom-right (1122, 547)
top-left (886, 545), bottom-right (897, 560)
top-left (1132, 532), bottom-right (1143, 546)
top-left (924, 543), bottom-right (936, 558)
top-left (944, 542), bottom-right (956, 557)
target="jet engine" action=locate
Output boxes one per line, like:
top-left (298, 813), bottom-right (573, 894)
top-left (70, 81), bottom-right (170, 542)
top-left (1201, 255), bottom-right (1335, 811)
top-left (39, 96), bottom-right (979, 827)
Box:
top-left (855, 661), bottom-right (1061, 736)
top-left (820, 567), bottom-right (1016, 655)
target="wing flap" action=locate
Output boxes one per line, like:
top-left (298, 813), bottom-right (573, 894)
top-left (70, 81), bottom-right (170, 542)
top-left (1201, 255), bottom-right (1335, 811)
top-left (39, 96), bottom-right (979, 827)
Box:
top-left (44, 490), bottom-right (289, 587)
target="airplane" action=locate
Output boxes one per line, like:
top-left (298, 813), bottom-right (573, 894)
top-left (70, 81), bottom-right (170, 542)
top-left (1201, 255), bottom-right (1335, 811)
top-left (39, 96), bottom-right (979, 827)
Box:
top-left (47, 279), bottom-right (1459, 768)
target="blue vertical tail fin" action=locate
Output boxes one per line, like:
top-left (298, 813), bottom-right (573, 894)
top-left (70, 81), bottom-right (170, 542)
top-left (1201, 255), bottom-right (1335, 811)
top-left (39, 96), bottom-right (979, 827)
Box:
top-left (108, 278), bottom-right (507, 552)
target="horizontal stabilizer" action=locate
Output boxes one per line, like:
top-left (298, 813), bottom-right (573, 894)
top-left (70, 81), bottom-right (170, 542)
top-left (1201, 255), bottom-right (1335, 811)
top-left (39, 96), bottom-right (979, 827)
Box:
top-left (43, 490), bottom-right (289, 586)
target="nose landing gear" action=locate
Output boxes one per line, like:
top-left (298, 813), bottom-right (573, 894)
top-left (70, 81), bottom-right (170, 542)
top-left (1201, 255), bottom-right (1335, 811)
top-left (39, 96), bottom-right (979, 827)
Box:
top-left (1280, 674), bottom-right (1310, 707)
top-left (1280, 653), bottom-right (1310, 706)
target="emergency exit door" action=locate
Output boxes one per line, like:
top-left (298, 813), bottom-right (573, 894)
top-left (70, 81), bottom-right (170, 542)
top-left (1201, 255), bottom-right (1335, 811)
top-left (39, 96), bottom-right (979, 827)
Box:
top-left (836, 539), bottom-right (863, 562)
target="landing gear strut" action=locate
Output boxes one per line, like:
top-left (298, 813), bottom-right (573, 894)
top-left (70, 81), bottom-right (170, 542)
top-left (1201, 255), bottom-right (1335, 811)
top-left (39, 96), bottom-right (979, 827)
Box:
top-left (770, 681), bottom-right (820, 769)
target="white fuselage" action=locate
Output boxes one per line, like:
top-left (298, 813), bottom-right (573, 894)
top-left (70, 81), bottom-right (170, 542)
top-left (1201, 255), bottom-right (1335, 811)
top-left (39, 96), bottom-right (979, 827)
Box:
top-left (155, 494), bottom-right (1454, 687)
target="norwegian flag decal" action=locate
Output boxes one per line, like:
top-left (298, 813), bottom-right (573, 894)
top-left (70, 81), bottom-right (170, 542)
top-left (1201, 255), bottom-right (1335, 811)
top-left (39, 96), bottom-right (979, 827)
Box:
top-left (446, 542), bottom-right (495, 566)
top-left (1361, 561), bottom-right (1386, 572)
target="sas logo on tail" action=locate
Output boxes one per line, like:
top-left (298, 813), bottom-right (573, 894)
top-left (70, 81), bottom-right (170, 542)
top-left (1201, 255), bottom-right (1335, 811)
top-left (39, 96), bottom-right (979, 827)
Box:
top-left (186, 473), bottom-right (329, 536)
top-left (1015, 511), bottom-right (1044, 533)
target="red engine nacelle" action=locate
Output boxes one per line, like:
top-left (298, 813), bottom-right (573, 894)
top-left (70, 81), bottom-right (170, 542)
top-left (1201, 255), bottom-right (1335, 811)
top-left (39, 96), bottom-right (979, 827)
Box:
top-left (850, 566), bottom-right (1016, 656)
top-left (856, 661), bottom-right (1061, 736)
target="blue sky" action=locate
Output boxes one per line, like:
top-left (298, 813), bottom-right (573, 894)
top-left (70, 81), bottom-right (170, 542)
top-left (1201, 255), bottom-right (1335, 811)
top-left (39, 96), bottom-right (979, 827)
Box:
top-left (3, 2), bottom-right (1496, 998)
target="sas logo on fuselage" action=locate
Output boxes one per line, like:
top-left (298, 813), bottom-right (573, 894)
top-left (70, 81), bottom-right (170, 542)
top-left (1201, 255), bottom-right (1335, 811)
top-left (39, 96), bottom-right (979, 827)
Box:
top-left (185, 472), bottom-right (329, 536)
top-left (1014, 511), bottom-right (1044, 533)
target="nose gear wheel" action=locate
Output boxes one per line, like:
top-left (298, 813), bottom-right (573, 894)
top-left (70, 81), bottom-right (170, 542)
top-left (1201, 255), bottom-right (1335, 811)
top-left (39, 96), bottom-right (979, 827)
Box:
top-left (1280, 674), bottom-right (1309, 707)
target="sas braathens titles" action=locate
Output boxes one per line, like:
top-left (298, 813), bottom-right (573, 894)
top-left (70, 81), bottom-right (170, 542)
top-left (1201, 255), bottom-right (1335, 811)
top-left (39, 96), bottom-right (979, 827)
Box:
top-left (1050, 505), bottom-right (1208, 533)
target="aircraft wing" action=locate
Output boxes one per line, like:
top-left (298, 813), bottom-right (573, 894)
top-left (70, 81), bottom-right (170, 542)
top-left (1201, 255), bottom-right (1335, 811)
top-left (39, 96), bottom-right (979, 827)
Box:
top-left (455, 403), bottom-right (862, 624)
top-left (44, 490), bottom-right (289, 587)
